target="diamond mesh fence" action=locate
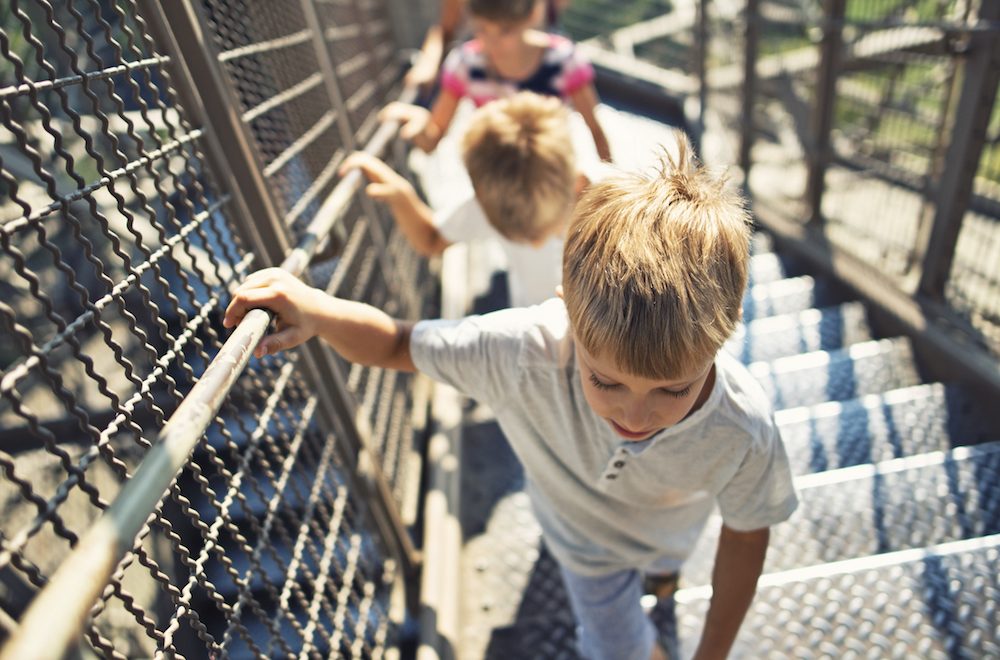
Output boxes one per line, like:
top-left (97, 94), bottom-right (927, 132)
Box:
top-left (0, 0), bottom-right (431, 657)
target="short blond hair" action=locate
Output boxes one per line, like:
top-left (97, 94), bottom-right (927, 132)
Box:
top-left (462, 92), bottom-right (576, 242)
top-left (563, 130), bottom-right (751, 379)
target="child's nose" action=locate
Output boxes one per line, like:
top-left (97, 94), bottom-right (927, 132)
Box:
top-left (621, 400), bottom-right (652, 431)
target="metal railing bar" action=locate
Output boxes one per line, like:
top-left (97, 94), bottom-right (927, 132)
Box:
top-left (0, 197), bottom-right (230, 394)
top-left (0, 56), bottom-right (170, 100)
top-left (336, 51), bottom-right (371, 78)
top-left (345, 79), bottom-right (378, 114)
top-left (0, 288), bottom-right (243, 571)
top-left (0, 84), bottom-right (415, 660)
top-left (262, 110), bottom-right (338, 178)
top-left (1, 130), bottom-right (206, 233)
top-left (240, 71), bottom-right (324, 124)
top-left (284, 146), bottom-right (345, 227)
top-left (217, 28), bottom-right (313, 62)
top-left (325, 24), bottom-right (364, 42)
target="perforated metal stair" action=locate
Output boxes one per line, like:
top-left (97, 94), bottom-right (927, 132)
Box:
top-left (429, 228), bottom-right (999, 659)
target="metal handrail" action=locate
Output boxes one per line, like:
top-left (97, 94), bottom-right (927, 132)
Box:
top-left (0, 86), bottom-right (418, 660)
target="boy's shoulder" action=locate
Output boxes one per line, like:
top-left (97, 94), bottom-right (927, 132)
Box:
top-left (707, 351), bottom-right (778, 436)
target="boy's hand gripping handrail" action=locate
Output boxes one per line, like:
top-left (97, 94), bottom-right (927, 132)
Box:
top-left (0, 85), bottom-right (418, 660)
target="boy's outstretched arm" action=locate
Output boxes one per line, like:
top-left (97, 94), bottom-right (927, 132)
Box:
top-left (569, 84), bottom-right (612, 162)
top-left (381, 90), bottom-right (460, 153)
top-left (692, 525), bottom-right (769, 660)
top-left (223, 268), bottom-right (416, 371)
top-left (338, 152), bottom-right (451, 257)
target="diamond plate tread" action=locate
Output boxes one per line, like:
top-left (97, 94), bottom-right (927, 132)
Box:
top-left (674, 536), bottom-right (1000, 659)
top-left (775, 383), bottom-right (994, 476)
top-left (747, 252), bottom-right (788, 287)
top-left (725, 301), bottom-right (871, 365)
top-left (681, 443), bottom-right (1000, 587)
top-left (749, 337), bottom-right (921, 410)
top-left (742, 275), bottom-right (843, 322)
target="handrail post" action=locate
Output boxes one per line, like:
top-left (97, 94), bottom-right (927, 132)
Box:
top-left (805, 0), bottom-right (845, 225)
top-left (739, 0), bottom-right (760, 187)
top-left (916, 2), bottom-right (1000, 301)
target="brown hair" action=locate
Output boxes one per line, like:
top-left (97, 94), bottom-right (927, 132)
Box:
top-left (462, 91), bottom-right (576, 242)
top-left (562, 130), bottom-right (752, 379)
top-left (468, 0), bottom-right (539, 23)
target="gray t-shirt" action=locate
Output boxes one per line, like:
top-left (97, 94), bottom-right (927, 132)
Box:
top-left (411, 299), bottom-right (799, 576)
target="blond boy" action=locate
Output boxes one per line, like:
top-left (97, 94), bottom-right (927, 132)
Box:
top-left (226, 132), bottom-right (798, 659)
top-left (341, 91), bottom-right (587, 307)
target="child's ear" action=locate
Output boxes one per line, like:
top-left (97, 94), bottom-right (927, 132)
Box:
top-left (555, 285), bottom-right (564, 299)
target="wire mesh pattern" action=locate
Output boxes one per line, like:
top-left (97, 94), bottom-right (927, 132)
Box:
top-left (1, 0), bottom-right (427, 656)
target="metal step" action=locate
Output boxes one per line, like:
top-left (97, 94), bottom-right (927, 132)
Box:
top-left (674, 534), bottom-right (1000, 659)
top-left (747, 252), bottom-right (788, 287)
top-left (725, 301), bottom-right (871, 364)
top-left (749, 337), bottom-right (921, 410)
top-left (776, 382), bottom-right (990, 476)
top-left (750, 232), bottom-right (774, 255)
top-left (682, 442), bottom-right (1000, 586)
top-left (741, 275), bottom-right (838, 322)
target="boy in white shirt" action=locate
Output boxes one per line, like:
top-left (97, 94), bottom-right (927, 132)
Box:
top-left (340, 91), bottom-right (587, 307)
top-left (226, 133), bottom-right (798, 659)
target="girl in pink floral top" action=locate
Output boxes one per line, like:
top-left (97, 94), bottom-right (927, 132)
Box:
top-left (385, 0), bottom-right (611, 162)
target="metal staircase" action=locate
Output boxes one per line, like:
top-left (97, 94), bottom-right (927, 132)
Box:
top-left (425, 231), bottom-right (1000, 659)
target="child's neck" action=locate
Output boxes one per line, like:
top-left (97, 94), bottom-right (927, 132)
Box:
top-left (489, 29), bottom-right (547, 81)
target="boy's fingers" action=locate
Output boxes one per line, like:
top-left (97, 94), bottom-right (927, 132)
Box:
top-left (365, 182), bottom-right (395, 199)
top-left (223, 285), bottom-right (288, 329)
top-left (255, 327), bottom-right (303, 358)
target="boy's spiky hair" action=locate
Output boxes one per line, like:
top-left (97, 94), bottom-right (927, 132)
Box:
top-left (462, 91), bottom-right (576, 242)
top-left (562, 130), bottom-right (752, 379)
top-left (468, 0), bottom-right (539, 22)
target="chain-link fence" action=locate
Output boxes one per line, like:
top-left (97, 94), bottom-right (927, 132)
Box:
top-left (0, 0), bottom-right (431, 657)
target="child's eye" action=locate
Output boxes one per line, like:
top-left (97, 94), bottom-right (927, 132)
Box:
top-left (660, 386), bottom-right (692, 399)
top-left (588, 373), bottom-right (617, 391)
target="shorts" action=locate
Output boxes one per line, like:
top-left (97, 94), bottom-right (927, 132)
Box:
top-left (558, 559), bottom-right (678, 660)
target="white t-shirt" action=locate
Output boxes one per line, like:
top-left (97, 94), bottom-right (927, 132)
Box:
top-left (435, 196), bottom-right (563, 308)
top-left (411, 299), bottom-right (799, 576)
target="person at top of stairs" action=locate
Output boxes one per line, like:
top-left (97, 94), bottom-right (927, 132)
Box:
top-left (386, 0), bottom-right (611, 161)
top-left (223, 131), bottom-right (798, 660)
top-left (341, 91), bottom-right (598, 308)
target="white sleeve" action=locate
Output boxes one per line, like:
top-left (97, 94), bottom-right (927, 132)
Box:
top-left (409, 308), bottom-right (529, 406)
top-left (715, 423), bottom-right (799, 531)
top-left (433, 196), bottom-right (497, 244)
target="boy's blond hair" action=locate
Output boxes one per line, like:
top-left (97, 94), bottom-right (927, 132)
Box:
top-left (462, 91), bottom-right (576, 243)
top-left (563, 131), bottom-right (752, 380)
top-left (468, 0), bottom-right (539, 23)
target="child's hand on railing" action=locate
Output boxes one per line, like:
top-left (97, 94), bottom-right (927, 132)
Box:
top-left (338, 151), bottom-right (415, 204)
top-left (224, 268), bottom-right (328, 358)
top-left (379, 102), bottom-right (438, 152)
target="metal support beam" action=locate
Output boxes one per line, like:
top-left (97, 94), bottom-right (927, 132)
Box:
top-left (916, 3), bottom-right (1000, 300)
top-left (804, 0), bottom-right (845, 224)
top-left (141, 0), bottom-right (292, 269)
top-left (739, 0), bottom-right (760, 184)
